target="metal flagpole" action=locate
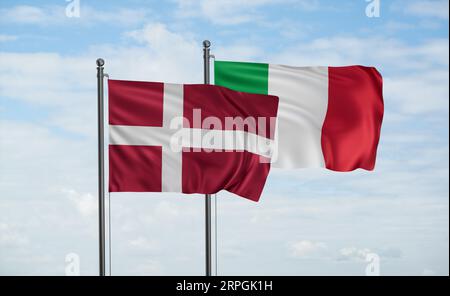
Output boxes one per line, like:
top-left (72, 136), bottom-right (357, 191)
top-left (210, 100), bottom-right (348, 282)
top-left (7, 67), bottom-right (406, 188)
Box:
top-left (96, 58), bottom-right (106, 276)
top-left (203, 40), bottom-right (213, 276)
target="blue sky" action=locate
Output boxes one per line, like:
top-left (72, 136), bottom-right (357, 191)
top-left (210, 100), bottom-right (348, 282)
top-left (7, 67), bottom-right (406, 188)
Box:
top-left (0, 0), bottom-right (448, 275)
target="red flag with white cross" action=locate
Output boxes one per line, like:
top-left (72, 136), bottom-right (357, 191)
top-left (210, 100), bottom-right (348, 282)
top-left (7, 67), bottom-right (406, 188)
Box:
top-left (108, 80), bottom-right (279, 202)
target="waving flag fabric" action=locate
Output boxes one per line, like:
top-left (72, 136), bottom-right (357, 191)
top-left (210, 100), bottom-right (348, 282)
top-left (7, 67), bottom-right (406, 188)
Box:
top-left (108, 79), bottom-right (279, 201)
top-left (214, 61), bottom-right (384, 171)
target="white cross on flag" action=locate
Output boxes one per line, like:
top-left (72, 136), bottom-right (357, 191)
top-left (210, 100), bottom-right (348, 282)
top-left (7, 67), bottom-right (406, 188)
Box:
top-left (108, 80), bottom-right (279, 201)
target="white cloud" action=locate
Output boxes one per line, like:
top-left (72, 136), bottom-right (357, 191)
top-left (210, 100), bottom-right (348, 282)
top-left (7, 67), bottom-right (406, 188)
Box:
top-left (0, 120), bottom-right (96, 197)
top-left (128, 237), bottom-right (160, 252)
top-left (63, 189), bottom-right (97, 217)
top-left (125, 22), bottom-right (197, 55)
top-left (175, 0), bottom-right (271, 25)
top-left (81, 6), bottom-right (151, 26)
top-left (0, 52), bottom-right (106, 135)
top-left (294, 0), bottom-right (320, 11)
top-left (384, 70), bottom-right (449, 114)
top-left (0, 5), bottom-right (48, 24)
top-left (338, 247), bottom-right (372, 261)
top-left (0, 52), bottom-right (92, 106)
top-left (401, 0), bottom-right (449, 20)
top-left (0, 34), bottom-right (18, 42)
top-left (289, 240), bottom-right (327, 258)
top-left (110, 23), bottom-right (202, 83)
top-left (0, 223), bottom-right (29, 248)
top-left (175, 0), bottom-right (318, 25)
top-left (0, 4), bottom-right (151, 26)
top-left (214, 43), bottom-right (265, 61)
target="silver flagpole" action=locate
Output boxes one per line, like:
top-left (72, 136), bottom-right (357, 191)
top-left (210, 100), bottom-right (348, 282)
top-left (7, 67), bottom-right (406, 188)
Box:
top-left (202, 40), bottom-right (212, 276)
top-left (96, 58), bottom-right (106, 276)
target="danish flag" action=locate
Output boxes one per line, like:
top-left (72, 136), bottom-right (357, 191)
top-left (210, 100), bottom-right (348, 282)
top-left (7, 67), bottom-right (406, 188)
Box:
top-left (108, 80), bottom-right (279, 201)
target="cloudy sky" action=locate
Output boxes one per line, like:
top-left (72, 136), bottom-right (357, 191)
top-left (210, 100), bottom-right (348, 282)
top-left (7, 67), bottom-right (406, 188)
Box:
top-left (0, 0), bottom-right (448, 276)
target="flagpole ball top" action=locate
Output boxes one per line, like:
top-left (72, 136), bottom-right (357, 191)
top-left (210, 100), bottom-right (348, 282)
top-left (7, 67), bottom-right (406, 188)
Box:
top-left (96, 58), bottom-right (105, 67)
top-left (203, 40), bottom-right (211, 48)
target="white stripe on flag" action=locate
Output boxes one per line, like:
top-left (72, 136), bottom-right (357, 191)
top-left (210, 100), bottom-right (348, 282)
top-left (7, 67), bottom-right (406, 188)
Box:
top-left (161, 83), bottom-right (184, 192)
top-left (181, 128), bottom-right (275, 159)
top-left (268, 65), bottom-right (329, 168)
top-left (109, 125), bottom-right (171, 146)
top-left (110, 126), bottom-right (275, 159)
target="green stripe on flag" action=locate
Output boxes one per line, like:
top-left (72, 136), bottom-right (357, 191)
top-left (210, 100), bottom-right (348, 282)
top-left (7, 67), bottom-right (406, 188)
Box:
top-left (214, 60), bottom-right (269, 95)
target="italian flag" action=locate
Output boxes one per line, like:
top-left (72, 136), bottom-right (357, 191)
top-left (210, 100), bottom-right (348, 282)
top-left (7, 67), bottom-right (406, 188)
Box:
top-left (214, 61), bottom-right (384, 171)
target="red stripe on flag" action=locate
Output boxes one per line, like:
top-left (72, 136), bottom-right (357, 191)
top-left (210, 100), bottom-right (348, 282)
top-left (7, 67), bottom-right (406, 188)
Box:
top-left (109, 145), bottom-right (162, 192)
top-left (184, 85), bottom-right (278, 139)
top-left (182, 151), bottom-right (271, 201)
top-left (322, 66), bottom-right (384, 171)
top-left (108, 79), bottom-right (164, 127)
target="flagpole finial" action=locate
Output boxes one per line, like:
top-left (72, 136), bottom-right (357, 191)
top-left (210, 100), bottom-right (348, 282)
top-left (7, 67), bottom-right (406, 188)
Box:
top-left (203, 40), bottom-right (211, 48)
top-left (96, 58), bottom-right (105, 67)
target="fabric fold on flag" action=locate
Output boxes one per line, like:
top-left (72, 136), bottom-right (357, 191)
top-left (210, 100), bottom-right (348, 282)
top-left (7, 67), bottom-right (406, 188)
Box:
top-left (108, 79), bottom-right (279, 201)
top-left (214, 60), bottom-right (384, 171)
